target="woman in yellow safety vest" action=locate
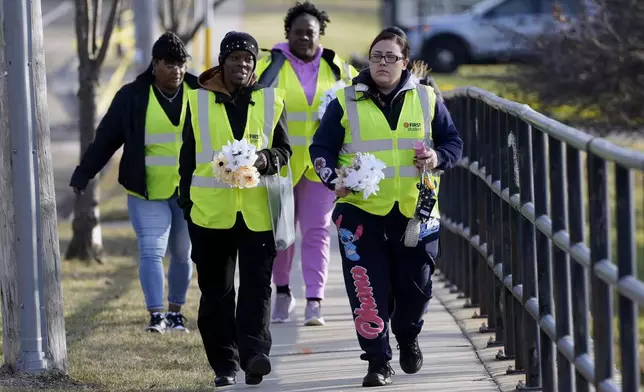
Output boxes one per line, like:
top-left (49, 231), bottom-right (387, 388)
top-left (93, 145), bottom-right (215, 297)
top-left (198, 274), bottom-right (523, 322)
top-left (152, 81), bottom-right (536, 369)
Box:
top-left (178, 31), bottom-right (292, 388)
top-left (255, 1), bottom-right (357, 326)
top-left (69, 32), bottom-right (198, 334)
top-left (309, 27), bottom-right (463, 387)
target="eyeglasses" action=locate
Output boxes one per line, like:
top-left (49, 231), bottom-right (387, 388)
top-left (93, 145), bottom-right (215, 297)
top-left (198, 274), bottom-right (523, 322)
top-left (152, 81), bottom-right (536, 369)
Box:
top-left (160, 62), bottom-right (187, 71)
top-left (369, 54), bottom-right (404, 64)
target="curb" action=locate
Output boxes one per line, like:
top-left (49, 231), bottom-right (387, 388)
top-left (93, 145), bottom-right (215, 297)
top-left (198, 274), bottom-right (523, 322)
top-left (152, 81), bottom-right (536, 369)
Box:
top-left (432, 271), bottom-right (525, 392)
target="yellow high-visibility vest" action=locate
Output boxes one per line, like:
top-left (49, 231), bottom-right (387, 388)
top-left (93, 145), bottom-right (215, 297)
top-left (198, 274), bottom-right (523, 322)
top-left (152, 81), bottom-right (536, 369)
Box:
top-left (335, 83), bottom-right (440, 218)
top-left (186, 87), bottom-right (286, 231)
top-left (127, 83), bottom-right (188, 200)
top-left (256, 54), bottom-right (356, 185)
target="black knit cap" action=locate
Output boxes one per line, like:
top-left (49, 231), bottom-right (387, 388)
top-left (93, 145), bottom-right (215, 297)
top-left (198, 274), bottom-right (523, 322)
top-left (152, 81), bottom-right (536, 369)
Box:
top-left (218, 31), bottom-right (259, 67)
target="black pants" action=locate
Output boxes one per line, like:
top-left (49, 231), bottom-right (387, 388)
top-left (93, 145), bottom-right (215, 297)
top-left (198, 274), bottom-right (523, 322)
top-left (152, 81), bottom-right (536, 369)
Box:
top-left (187, 212), bottom-right (276, 374)
top-left (333, 203), bottom-right (438, 362)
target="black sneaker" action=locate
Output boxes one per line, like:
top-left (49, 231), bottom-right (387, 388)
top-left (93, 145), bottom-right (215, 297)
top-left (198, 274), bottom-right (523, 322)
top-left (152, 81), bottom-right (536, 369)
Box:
top-left (145, 312), bottom-right (167, 333)
top-left (397, 338), bottom-right (423, 374)
top-left (245, 353), bottom-right (271, 385)
top-left (166, 312), bottom-right (189, 333)
top-left (362, 361), bottom-right (394, 387)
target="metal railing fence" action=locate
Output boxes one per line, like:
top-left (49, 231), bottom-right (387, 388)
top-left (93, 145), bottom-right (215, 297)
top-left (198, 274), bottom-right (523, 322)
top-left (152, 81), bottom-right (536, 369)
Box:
top-left (438, 87), bottom-right (644, 391)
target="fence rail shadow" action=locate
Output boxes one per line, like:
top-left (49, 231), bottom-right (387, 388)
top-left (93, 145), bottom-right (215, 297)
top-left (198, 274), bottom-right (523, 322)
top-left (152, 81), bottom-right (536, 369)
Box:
top-left (438, 86), bottom-right (644, 391)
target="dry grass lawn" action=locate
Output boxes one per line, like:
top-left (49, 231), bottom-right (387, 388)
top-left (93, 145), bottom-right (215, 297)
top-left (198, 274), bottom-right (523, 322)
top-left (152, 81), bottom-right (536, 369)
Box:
top-left (0, 224), bottom-right (212, 392)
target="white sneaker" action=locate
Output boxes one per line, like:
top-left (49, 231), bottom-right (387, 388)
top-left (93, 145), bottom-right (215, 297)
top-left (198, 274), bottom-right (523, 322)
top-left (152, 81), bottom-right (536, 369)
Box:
top-left (271, 293), bottom-right (296, 323)
top-left (304, 300), bottom-right (325, 326)
top-left (145, 312), bottom-right (167, 333)
top-left (165, 312), bottom-right (189, 333)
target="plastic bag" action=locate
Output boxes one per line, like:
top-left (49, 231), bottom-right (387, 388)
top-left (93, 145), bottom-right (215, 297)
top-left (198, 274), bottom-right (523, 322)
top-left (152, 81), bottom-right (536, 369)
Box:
top-left (261, 157), bottom-right (296, 251)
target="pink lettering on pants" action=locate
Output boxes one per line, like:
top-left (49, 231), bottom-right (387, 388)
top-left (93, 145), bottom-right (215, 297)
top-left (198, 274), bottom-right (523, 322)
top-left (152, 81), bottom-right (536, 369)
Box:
top-left (272, 177), bottom-right (336, 299)
top-left (351, 266), bottom-right (385, 339)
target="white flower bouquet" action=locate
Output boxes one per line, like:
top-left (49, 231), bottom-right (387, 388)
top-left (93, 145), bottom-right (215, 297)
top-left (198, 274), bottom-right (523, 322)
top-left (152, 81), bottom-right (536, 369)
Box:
top-left (212, 139), bottom-right (261, 188)
top-left (317, 80), bottom-right (349, 121)
top-left (331, 152), bottom-right (386, 200)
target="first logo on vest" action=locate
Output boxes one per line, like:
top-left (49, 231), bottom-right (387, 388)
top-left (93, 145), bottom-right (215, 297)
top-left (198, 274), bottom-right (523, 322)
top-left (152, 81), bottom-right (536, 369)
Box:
top-left (403, 122), bottom-right (421, 132)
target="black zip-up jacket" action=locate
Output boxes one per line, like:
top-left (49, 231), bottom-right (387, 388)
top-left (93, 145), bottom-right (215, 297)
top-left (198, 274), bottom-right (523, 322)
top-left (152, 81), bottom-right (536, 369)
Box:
top-left (177, 66), bottom-right (292, 218)
top-left (69, 63), bottom-right (200, 199)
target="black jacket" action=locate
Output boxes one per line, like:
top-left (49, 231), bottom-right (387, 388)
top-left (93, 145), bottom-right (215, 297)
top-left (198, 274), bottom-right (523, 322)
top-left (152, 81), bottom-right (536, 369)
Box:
top-left (177, 66), bottom-right (292, 217)
top-left (69, 64), bottom-right (200, 199)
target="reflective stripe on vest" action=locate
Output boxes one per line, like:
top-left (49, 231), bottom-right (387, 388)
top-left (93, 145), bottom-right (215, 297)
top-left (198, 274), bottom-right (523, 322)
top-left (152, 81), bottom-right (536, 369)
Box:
top-left (187, 87), bottom-right (283, 231)
top-left (194, 88), bottom-right (274, 164)
top-left (144, 130), bottom-right (178, 166)
top-left (335, 83), bottom-right (440, 219)
top-left (136, 84), bottom-right (188, 200)
top-left (191, 88), bottom-right (275, 188)
top-left (259, 54), bottom-right (355, 185)
top-left (342, 85), bottom-right (434, 178)
top-left (190, 174), bottom-right (256, 189)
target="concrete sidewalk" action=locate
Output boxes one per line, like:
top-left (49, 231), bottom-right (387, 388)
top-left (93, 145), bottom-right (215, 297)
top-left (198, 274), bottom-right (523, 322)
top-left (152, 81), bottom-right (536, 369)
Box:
top-left (232, 234), bottom-right (499, 391)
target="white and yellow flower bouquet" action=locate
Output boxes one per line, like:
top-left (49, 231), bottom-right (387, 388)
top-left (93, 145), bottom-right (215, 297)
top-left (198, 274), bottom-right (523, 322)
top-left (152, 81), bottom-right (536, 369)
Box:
top-left (212, 139), bottom-right (261, 188)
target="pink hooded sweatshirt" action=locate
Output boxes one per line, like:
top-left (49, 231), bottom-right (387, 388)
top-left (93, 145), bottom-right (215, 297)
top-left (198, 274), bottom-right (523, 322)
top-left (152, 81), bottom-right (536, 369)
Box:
top-left (272, 42), bottom-right (323, 105)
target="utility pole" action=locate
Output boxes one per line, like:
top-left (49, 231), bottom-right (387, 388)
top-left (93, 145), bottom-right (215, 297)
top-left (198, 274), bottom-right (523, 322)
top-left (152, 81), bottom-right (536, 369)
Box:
top-left (132, 0), bottom-right (158, 72)
top-left (381, 0), bottom-right (394, 27)
top-left (205, 0), bottom-right (213, 69)
top-left (0, 0), bottom-right (67, 373)
top-left (191, 0), bottom-right (204, 72)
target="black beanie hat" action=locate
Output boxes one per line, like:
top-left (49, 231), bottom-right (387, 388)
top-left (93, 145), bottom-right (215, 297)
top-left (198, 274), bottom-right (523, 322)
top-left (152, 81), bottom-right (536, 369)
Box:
top-left (218, 31), bottom-right (259, 67)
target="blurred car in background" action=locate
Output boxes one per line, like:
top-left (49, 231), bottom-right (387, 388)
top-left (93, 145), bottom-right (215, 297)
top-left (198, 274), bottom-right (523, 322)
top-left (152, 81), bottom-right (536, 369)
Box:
top-left (389, 0), bottom-right (589, 73)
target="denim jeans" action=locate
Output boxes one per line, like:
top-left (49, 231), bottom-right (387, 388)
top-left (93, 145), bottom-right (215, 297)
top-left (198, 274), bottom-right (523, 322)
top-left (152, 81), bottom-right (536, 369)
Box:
top-left (127, 193), bottom-right (193, 311)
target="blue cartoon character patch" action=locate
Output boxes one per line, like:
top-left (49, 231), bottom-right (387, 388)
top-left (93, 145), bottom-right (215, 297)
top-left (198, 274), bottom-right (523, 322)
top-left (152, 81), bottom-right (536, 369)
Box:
top-left (335, 215), bottom-right (363, 262)
top-left (419, 217), bottom-right (440, 241)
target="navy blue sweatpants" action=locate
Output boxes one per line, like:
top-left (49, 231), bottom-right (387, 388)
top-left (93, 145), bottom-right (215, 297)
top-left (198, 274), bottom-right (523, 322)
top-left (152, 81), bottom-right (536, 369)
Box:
top-left (332, 202), bottom-right (439, 362)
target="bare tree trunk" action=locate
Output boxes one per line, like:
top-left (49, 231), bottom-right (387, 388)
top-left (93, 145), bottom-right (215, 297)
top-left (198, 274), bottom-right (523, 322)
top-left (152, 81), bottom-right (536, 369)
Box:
top-left (66, 0), bottom-right (121, 263)
top-left (0, 0), bottom-right (67, 372)
top-left (161, 0), bottom-right (230, 45)
top-left (65, 63), bottom-right (104, 263)
top-left (115, 9), bottom-right (124, 58)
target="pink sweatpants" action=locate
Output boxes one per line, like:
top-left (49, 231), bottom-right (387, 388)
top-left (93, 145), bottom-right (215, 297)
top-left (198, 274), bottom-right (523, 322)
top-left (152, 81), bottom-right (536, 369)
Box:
top-left (272, 177), bottom-right (336, 299)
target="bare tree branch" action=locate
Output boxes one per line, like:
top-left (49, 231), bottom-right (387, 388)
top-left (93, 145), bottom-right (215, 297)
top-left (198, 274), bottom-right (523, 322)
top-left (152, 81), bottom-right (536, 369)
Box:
top-left (501, 0), bottom-right (644, 132)
top-left (91, 0), bottom-right (100, 54)
top-left (94, 0), bottom-right (121, 67)
top-left (161, 0), bottom-right (230, 44)
top-left (212, 0), bottom-right (228, 10)
top-left (74, 0), bottom-right (91, 62)
top-left (180, 15), bottom-right (204, 44)
top-left (177, 0), bottom-right (193, 29)
top-left (169, 0), bottom-right (179, 32)
top-left (158, 0), bottom-right (167, 29)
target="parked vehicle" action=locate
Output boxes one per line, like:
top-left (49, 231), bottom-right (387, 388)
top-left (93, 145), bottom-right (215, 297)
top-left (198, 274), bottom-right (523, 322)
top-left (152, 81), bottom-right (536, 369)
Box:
top-left (392, 0), bottom-right (586, 73)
